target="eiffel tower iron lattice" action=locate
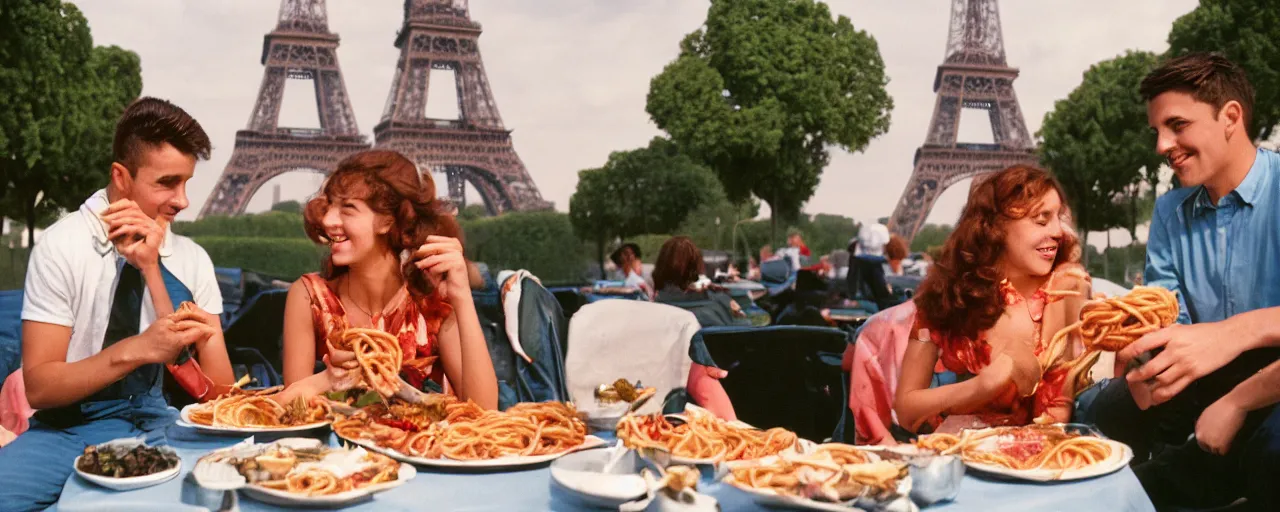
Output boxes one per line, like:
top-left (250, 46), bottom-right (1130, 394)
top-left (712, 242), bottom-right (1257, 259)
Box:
top-left (199, 0), bottom-right (370, 218)
top-left (373, 0), bottom-right (550, 214)
top-left (886, 0), bottom-right (1036, 241)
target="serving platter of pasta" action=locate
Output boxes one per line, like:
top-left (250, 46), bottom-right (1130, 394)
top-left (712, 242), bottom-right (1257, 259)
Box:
top-left (192, 437), bottom-right (414, 507)
top-left (178, 388), bottom-right (333, 434)
top-left (723, 443), bottom-right (915, 512)
top-left (915, 424), bottom-right (1132, 481)
top-left (331, 394), bottom-right (607, 468)
top-left (616, 405), bottom-right (808, 466)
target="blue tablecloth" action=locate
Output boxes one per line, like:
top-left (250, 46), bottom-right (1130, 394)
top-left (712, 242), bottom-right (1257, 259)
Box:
top-left (55, 424), bottom-right (1156, 512)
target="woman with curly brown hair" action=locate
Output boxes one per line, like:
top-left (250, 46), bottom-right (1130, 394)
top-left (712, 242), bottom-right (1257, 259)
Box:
top-left (278, 150), bottom-right (498, 409)
top-left (893, 165), bottom-right (1092, 434)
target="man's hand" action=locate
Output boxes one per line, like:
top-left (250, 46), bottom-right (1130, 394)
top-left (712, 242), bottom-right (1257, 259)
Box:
top-left (101, 200), bottom-right (167, 270)
top-left (169, 303), bottom-right (221, 351)
top-left (412, 236), bottom-right (470, 303)
top-left (1195, 396), bottom-right (1246, 455)
top-left (137, 316), bottom-right (216, 365)
top-left (1120, 321), bottom-right (1245, 406)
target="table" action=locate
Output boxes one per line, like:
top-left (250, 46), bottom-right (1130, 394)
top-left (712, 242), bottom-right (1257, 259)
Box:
top-left (55, 424), bottom-right (1157, 512)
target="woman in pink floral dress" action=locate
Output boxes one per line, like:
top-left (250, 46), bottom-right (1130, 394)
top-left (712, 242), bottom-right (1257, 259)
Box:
top-left (279, 150), bottom-right (497, 409)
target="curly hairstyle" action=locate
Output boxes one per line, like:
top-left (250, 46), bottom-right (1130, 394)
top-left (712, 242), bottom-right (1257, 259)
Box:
top-left (653, 236), bottom-right (703, 291)
top-left (912, 165), bottom-right (1079, 340)
top-left (302, 150), bottom-right (461, 298)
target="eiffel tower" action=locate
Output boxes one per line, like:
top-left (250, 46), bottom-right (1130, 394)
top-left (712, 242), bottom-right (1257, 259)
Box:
top-left (887, 0), bottom-right (1036, 240)
top-left (199, 0), bottom-right (369, 218)
top-left (373, 0), bottom-right (550, 214)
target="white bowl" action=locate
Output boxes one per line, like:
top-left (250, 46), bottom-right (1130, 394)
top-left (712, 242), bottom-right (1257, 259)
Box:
top-left (74, 439), bottom-right (182, 491)
top-left (550, 447), bottom-right (648, 508)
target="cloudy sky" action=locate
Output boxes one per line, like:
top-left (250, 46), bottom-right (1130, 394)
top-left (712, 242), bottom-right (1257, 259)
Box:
top-left (72, 0), bottom-right (1199, 242)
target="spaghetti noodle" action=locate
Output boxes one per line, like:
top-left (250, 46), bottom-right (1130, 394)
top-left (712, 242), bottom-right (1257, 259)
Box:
top-left (727, 444), bottom-right (905, 503)
top-left (1039, 286), bottom-right (1180, 393)
top-left (332, 397), bottom-right (590, 461)
top-left (187, 392), bottom-right (330, 429)
top-left (917, 424), bottom-right (1112, 473)
top-left (616, 408), bottom-right (798, 462)
top-left (328, 328), bottom-right (404, 397)
top-left (214, 443), bottom-right (401, 496)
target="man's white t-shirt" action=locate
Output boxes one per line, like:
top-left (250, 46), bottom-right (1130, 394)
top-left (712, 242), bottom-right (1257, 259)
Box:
top-left (855, 222), bottom-right (891, 259)
top-left (21, 189), bottom-right (223, 364)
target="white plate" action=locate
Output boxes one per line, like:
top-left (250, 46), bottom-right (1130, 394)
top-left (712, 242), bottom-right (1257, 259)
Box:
top-left (722, 482), bottom-right (870, 512)
top-left (73, 439), bottom-right (182, 491)
top-left (337, 433), bottom-right (609, 468)
top-left (238, 463), bottom-right (416, 507)
top-left (178, 404), bottom-right (330, 434)
top-left (723, 453), bottom-right (914, 512)
top-left (960, 437), bottom-right (1133, 482)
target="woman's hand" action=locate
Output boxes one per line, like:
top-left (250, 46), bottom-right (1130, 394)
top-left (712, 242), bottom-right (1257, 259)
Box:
top-left (976, 353), bottom-right (1016, 398)
top-left (412, 236), bottom-right (471, 303)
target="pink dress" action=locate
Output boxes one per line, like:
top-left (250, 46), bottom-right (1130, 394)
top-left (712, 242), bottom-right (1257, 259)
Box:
top-left (301, 273), bottom-right (453, 392)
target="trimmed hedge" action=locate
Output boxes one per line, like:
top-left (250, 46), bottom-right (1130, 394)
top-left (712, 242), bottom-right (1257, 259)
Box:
top-left (174, 212), bottom-right (308, 239)
top-left (460, 211), bottom-right (590, 283)
top-left (192, 236), bottom-right (327, 280)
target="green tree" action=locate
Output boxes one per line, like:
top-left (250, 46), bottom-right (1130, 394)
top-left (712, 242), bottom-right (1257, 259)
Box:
top-left (569, 137), bottom-right (722, 276)
top-left (1166, 0), bottom-right (1280, 140)
top-left (910, 224), bottom-right (953, 253)
top-left (1038, 51), bottom-right (1164, 257)
top-left (646, 0), bottom-right (892, 241)
top-left (0, 2), bottom-right (142, 246)
top-left (569, 166), bottom-right (622, 278)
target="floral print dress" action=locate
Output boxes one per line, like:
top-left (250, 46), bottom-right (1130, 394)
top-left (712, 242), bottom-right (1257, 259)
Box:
top-left (300, 273), bottom-right (453, 392)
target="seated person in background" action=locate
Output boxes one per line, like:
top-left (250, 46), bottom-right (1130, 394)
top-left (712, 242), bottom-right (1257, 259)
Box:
top-left (894, 165), bottom-right (1092, 434)
top-left (651, 236), bottom-right (738, 419)
top-left (775, 230), bottom-right (811, 271)
top-left (610, 242), bottom-right (652, 299)
top-left (0, 98), bottom-right (231, 510)
top-left (746, 256), bottom-right (761, 281)
top-left (884, 235), bottom-right (909, 277)
top-left (279, 150), bottom-right (497, 410)
top-left (653, 236), bottom-right (750, 328)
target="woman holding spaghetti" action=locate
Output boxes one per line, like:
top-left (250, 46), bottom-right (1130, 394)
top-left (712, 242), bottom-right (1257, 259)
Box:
top-left (278, 150), bottom-right (498, 410)
top-left (893, 165), bottom-right (1092, 435)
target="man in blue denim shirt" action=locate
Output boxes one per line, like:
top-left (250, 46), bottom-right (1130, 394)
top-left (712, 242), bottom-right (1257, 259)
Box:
top-left (1092, 53), bottom-right (1280, 511)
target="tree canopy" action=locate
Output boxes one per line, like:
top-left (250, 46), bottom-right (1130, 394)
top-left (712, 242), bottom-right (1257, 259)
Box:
top-left (1038, 50), bottom-right (1164, 248)
top-left (0, 1), bottom-right (142, 245)
top-left (1167, 0), bottom-right (1280, 140)
top-left (646, 0), bottom-right (892, 236)
top-left (569, 137), bottom-right (723, 275)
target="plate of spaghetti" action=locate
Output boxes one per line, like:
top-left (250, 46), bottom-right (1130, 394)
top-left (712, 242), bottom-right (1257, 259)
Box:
top-left (616, 405), bottom-right (805, 465)
top-left (915, 424), bottom-right (1132, 481)
top-left (193, 437), bottom-right (413, 507)
top-left (331, 395), bottom-right (607, 468)
top-left (178, 388), bottom-right (332, 434)
top-left (724, 443), bottom-right (914, 512)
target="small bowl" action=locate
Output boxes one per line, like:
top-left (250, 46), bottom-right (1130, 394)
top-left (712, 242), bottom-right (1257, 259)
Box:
top-left (550, 447), bottom-right (648, 509)
top-left (74, 438), bottom-right (182, 491)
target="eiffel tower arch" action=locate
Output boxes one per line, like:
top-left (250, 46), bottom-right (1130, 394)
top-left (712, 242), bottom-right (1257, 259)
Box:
top-left (199, 0), bottom-right (370, 218)
top-left (887, 0), bottom-right (1037, 241)
top-left (373, 0), bottom-right (550, 215)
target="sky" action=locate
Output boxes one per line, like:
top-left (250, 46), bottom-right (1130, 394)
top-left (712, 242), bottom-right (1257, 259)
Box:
top-left (70, 0), bottom-right (1201, 245)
